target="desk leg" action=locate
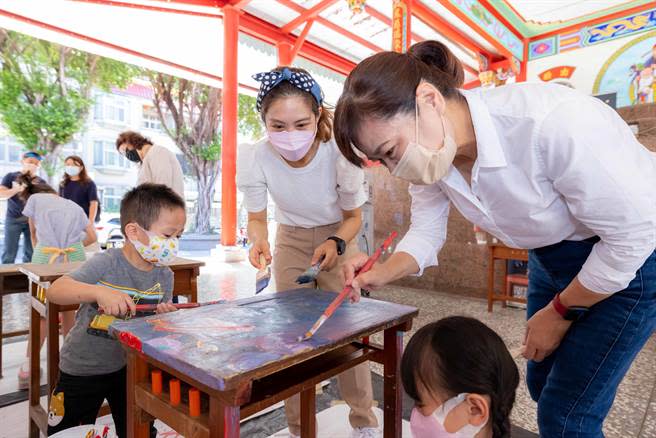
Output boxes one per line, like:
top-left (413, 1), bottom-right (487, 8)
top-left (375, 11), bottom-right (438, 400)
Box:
top-left (383, 326), bottom-right (403, 438)
top-left (29, 282), bottom-right (41, 438)
top-left (487, 250), bottom-right (495, 312)
top-left (501, 261), bottom-right (508, 308)
top-left (191, 267), bottom-right (199, 303)
top-left (210, 397), bottom-right (240, 438)
top-left (300, 386), bottom-right (316, 438)
top-left (46, 301), bottom-right (59, 395)
top-left (126, 351), bottom-right (150, 438)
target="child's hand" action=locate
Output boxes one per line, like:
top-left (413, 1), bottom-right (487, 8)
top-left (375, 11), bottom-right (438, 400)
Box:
top-left (156, 302), bottom-right (178, 314)
top-left (95, 286), bottom-right (136, 317)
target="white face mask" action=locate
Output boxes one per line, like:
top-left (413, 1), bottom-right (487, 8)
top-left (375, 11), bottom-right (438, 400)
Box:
top-left (64, 166), bottom-right (81, 177)
top-left (23, 162), bottom-right (38, 175)
top-left (391, 103), bottom-right (457, 185)
top-left (410, 393), bottom-right (487, 438)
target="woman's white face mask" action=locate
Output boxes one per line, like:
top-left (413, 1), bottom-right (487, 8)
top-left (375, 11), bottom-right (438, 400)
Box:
top-left (391, 102), bottom-right (457, 185)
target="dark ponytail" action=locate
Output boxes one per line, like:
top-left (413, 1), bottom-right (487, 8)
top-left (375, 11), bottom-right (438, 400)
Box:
top-left (334, 40), bottom-right (464, 167)
top-left (16, 173), bottom-right (56, 202)
top-left (401, 317), bottom-right (519, 438)
top-left (408, 40), bottom-right (464, 88)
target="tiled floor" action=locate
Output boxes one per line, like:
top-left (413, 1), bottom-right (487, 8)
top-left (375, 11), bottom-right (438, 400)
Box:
top-left (1, 257), bottom-right (654, 437)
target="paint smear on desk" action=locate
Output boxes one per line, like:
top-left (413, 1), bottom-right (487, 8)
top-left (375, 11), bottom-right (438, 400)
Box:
top-left (110, 289), bottom-right (417, 391)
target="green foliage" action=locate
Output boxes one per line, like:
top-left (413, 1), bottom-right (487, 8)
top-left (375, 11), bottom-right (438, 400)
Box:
top-left (192, 133), bottom-right (222, 162)
top-left (0, 31), bottom-right (137, 176)
top-left (238, 94), bottom-right (263, 140)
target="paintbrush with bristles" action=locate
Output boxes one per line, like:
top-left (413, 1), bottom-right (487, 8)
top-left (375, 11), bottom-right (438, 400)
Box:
top-left (255, 254), bottom-right (271, 294)
top-left (298, 231), bottom-right (398, 342)
top-left (296, 255), bottom-right (325, 285)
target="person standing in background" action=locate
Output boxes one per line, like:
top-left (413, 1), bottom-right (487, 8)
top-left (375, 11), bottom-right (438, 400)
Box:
top-left (60, 155), bottom-right (100, 224)
top-left (115, 131), bottom-right (185, 200)
top-left (0, 151), bottom-right (46, 264)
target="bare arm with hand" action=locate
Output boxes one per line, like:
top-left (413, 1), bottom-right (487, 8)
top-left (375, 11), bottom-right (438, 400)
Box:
top-left (48, 275), bottom-right (136, 317)
top-left (247, 209), bottom-right (271, 270)
top-left (312, 207), bottom-right (362, 271)
top-left (341, 251), bottom-right (419, 303)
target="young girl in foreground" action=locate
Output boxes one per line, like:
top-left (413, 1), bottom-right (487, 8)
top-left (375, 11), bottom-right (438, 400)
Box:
top-left (402, 316), bottom-right (519, 438)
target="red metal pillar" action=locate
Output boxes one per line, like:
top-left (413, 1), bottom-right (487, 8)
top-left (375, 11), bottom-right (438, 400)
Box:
top-left (392, 0), bottom-right (412, 53)
top-left (277, 40), bottom-right (293, 66)
top-left (221, 5), bottom-right (239, 246)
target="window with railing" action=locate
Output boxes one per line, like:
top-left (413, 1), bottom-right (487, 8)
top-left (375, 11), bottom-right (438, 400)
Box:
top-left (94, 94), bottom-right (129, 125)
top-left (0, 137), bottom-right (23, 163)
top-left (93, 140), bottom-right (130, 169)
top-left (142, 106), bottom-right (162, 131)
top-left (102, 186), bottom-right (127, 212)
top-left (61, 141), bottom-right (82, 159)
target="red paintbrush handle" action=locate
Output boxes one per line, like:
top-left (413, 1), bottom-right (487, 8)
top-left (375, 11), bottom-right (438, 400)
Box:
top-left (322, 231), bottom-right (398, 318)
top-left (135, 302), bottom-right (201, 311)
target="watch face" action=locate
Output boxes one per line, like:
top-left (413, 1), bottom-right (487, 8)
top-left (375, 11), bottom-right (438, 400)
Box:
top-left (565, 307), bottom-right (589, 321)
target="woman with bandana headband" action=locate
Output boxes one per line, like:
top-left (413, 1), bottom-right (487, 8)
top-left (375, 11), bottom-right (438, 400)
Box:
top-left (237, 67), bottom-right (380, 438)
top-left (334, 40), bottom-right (656, 437)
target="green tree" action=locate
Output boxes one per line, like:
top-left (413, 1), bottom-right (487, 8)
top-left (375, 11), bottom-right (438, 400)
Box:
top-left (0, 30), bottom-right (137, 183)
top-left (150, 73), bottom-right (262, 234)
top-left (239, 94), bottom-right (263, 140)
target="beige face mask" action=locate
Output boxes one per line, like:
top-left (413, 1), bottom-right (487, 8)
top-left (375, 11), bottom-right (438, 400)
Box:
top-left (391, 103), bottom-right (457, 185)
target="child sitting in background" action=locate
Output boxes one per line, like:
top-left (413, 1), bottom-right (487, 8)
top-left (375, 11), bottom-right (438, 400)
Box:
top-left (17, 174), bottom-right (97, 389)
top-left (402, 316), bottom-right (519, 438)
top-left (46, 183), bottom-right (186, 437)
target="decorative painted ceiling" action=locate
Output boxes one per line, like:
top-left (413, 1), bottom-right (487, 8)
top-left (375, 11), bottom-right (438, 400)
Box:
top-left (489, 0), bottom-right (654, 37)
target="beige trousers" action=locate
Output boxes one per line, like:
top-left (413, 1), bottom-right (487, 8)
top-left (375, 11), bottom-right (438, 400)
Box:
top-left (273, 223), bottom-right (379, 435)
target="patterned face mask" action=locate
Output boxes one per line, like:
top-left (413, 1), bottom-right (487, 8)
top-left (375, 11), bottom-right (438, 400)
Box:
top-left (130, 224), bottom-right (179, 265)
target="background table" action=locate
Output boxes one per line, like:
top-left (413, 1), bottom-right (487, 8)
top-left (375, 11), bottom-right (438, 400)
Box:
top-left (112, 289), bottom-right (418, 438)
top-left (487, 244), bottom-right (529, 312)
top-left (0, 263), bottom-right (30, 376)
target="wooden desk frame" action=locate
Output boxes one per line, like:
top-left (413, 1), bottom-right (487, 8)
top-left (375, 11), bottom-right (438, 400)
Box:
top-left (487, 244), bottom-right (529, 312)
top-left (123, 321), bottom-right (414, 438)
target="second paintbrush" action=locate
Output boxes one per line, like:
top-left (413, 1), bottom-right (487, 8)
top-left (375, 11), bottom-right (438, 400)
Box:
top-left (298, 231), bottom-right (398, 342)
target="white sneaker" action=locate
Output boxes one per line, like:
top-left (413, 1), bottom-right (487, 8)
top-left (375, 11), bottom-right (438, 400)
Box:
top-left (351, 427), bottom-right (382, 438)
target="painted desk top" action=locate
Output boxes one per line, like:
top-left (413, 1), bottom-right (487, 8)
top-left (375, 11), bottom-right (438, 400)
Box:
top-left (111, 289), bottom-right (418, 392)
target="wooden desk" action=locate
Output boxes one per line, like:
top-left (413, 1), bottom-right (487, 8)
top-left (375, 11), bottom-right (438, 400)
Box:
top-left (22, 256), bottom-right (205, 438)
top-left (0, 263), bottom-right (30, 376)
top-left (111, 289), bottom-right (418, 438)
top-left (487, 244), bottom-right (529, 312)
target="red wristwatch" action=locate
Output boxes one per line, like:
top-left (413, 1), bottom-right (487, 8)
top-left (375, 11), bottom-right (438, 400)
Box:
top-left (552, 293), bottom-right (589, 321)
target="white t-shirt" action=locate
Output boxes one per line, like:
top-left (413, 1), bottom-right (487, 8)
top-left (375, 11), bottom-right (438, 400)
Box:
top-left (237, 138), bottom-right (367, 228)
top-left (137, 145), bottom-right (185, 199)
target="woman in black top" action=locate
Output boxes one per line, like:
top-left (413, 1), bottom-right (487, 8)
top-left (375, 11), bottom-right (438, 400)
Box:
top-left (59, 155), bottom-right (99, 224)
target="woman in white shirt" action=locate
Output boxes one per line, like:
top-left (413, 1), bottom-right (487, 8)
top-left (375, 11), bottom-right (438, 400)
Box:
top-left (334, 41), bottom-right (656, 438)
top-left (237, 67), bottom-right (379, 438)
top-left (116, 131), bottom-right (185, 200)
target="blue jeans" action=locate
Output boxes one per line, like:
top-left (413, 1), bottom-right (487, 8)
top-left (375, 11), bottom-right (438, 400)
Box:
top-left (2, 217), bottom-right (33, 264)
top-left (527, 239), bottom-right (656, 437)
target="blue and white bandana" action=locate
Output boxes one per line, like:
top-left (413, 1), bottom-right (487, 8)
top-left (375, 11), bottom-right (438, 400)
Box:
top-left (252, 67), bottom-right (323, 112)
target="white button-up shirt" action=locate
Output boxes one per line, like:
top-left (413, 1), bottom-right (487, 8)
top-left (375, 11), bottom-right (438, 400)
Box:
top-left (395, 83), bottom-right (656, 294)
